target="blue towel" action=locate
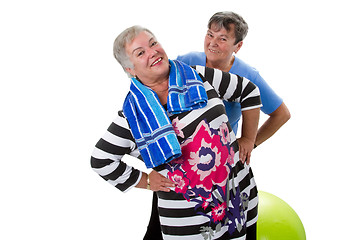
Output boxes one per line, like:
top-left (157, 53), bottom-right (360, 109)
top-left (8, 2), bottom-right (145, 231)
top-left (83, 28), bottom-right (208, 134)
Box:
top-left (167, 60), bottom-right (208, 114)
top-left (123, 60), bottom-right (207, 168)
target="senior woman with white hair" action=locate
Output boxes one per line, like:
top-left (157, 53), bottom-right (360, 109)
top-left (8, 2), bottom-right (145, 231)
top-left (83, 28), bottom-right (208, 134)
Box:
top-left (91, 25), bottom-right (262, 239)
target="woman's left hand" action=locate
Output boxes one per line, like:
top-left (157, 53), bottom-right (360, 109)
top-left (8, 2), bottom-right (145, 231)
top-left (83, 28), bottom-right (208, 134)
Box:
top-left (237, 137), bottom-right (254, 165)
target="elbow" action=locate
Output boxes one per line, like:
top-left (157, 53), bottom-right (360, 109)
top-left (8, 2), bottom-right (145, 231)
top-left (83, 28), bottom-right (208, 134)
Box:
top-left (283, 108), bottom-right (291, 124)
top-left (271, 102), bottom-right (291, 126)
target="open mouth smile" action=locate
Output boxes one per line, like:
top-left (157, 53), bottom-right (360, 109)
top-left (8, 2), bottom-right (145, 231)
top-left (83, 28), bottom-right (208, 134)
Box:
top-left (208, 49), bottom-right (220, 54)
top-left (151, 57), bottom-right (163, 67)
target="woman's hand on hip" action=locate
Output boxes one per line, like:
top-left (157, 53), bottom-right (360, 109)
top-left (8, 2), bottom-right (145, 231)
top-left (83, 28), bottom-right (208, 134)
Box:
top-left (148, 170), bottom-right (175, 192)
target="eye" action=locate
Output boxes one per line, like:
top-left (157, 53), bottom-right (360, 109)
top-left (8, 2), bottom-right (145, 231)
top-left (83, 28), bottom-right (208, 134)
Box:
top-left (137, 50), bottom-right (144, 57)
top-left (150, 41), bottom-right (158, 47)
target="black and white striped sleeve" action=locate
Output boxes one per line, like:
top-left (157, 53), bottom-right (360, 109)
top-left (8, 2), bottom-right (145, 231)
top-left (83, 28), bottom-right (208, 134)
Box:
top-left (90, 111), bottom-right (142, 192)
top-left (194, 65), bottom-right (262, 111)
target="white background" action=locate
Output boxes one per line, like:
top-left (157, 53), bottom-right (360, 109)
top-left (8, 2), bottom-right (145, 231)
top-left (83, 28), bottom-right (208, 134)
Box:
top-left (1, 0), bottom-right (359, 239)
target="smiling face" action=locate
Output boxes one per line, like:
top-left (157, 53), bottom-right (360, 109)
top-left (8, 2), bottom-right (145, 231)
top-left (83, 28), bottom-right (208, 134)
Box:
top-left (204, 23), bottom-right (242, 71)
top-left (125, 31), bottom-right (169, 85)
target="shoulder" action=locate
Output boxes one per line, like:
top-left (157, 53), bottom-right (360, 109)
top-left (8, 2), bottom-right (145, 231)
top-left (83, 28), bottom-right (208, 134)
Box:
top-left (231, 56), bottom-right (260, 79)
top-left (110, 111), bottom-right (133, 135)
top-left (231, 57), bottom-right (283, 114)
top-left (177, 51), bottom-right (206, 66)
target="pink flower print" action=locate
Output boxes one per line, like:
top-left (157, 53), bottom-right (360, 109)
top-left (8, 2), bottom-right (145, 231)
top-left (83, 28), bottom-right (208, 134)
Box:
top-left (202, 201), bottom-right (210, 210)
top-left (227, 147), bottom-right (235, 166)
top-left (180, 120), bottom-right (230, 198)
top-left (219, 122), bottom-right (231, 145)
top-left (211, 202), bottom-right (227, 223)
top-left (168, 170), bottom-right (189, 194)
top-left (172, 117), bottom-right (185, 138)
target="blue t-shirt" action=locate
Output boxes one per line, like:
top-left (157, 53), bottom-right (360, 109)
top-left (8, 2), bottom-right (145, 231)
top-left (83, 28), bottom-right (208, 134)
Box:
top-left (177, 51), bottom-right (283, 133)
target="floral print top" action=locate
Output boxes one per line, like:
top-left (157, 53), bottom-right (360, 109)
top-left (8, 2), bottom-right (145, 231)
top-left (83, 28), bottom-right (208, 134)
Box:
top-left (91, 65), bottom-right (262, 239)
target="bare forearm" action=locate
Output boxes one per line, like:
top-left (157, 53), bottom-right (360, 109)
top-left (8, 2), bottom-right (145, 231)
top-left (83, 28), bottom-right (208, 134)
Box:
top-left (241, 108), bottom-right (260, 142)
top-left (135, 172), bottom-right (148, 189)
top-left (237, 108), bottom-right (260, 164)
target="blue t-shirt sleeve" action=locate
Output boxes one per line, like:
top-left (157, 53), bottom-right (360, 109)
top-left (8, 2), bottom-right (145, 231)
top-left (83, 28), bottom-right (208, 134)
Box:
top-left (251, 72), bottom-right (283, 115)
top-left (176, 52), bottom-right (206, 66)
top-left (230, 58), bottom-right (283, 115)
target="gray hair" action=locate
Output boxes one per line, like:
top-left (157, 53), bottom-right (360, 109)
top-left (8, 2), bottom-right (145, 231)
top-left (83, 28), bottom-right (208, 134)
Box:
top-left (113, 25), bottom-right (154, 77)
top-left (208, 11), bottom-right (248, 44)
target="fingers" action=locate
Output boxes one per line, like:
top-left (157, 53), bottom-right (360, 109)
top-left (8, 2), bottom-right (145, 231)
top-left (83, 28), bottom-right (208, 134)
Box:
top-left (238, 145), bottom-right (248, 164)
top-left (239, 149), bottom-right (250, 164)
top-left (237, 137), bottom-right (254, 165)
top-left (148, 171), bottom-right (175, 192)
top-left (246, 152), bottom-right (251, 165)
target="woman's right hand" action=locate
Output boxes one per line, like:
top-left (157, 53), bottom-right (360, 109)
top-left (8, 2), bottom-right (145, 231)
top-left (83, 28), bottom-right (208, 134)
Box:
top-left (148, 170), bottom-right (175, 192)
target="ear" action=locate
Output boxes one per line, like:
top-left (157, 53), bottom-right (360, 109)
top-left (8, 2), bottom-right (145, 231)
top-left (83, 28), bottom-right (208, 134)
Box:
top-left (234, 41), bottom-right (243, 54)
top-left (125, 67), bottom-right (136, 77)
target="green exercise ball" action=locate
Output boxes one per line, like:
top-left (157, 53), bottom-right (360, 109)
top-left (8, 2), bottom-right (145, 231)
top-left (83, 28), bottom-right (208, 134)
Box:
top-left (257, 191), bottom-right (306, 240)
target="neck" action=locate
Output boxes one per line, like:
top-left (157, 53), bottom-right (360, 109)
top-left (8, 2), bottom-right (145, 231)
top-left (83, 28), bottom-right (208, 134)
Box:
top-left (207, 55), bottom-right (234, 72)
top-left (150, 78), bottom-right (169, 105)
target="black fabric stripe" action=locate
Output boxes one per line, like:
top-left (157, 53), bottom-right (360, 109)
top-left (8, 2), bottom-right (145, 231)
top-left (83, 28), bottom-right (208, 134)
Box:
top-left (158, 206), bottom-right (195, 218)
top-left (90, 156), bottom-right (113, 169)
top-left (229, 137), bottom-right (240, 152)
top-left (228, 75), bottom-right (243, 101)
top-left (115, 169), bottom-right (140, 191)
top-left (231, 159), bottom-right (246, 176)
top-left (157, 190), bottom-right (188, 200)
top-left (240, 82), bottom-right (256, 102)
top-left (247, 201), bottom-right (258, 222)
top-left (95, 138), bottom-right (130, 155)
top-left (248, 167), bottom-right (255, 179)
top-left (241, 96), bottom-right (262, 109)
top-left (204, 66), bottom-right (215, 85)
top-left (179, 104), bottom-right (227, 140)
top-left (206, 87), bottom-right (221, 99)
top-left (161, 221), bottom-right (209, 236)
top-left (107, 121), bottom-right (134, 141)
top-left (102, 161), bottom-right (127, 180)
top-left (217, 71), bottom-right (230, 98)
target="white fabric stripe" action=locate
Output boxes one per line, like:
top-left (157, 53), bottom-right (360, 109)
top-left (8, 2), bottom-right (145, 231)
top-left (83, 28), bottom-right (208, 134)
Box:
top-left (92, 157), bottom-right (120, 176)
top-left (248, 196), bottom-right (258, 214)
top-left (208, 113), bottom-right (229, 130)
top-left (160, 215), bottom-right (209, 227)
top-left (101, 131), bottom-right (134, 149)
top-left (194, 65), bottom-right (205, 76)
top-left (241, 78), bottom-right (250, 92)
top-left (241, 87), bottom-right (261, 102)
top-left (129, 148), bottom-right (141, 158)
top-left (177, 97), bottom-right (222, 125)
top-left (158, 198), bottom-right (198, 209)
top-left (122, 171), bottom-right (142, 193)
top-left (223, 73), bottom-right (239, 100)
top-left (241, 104), bottom-right (263, 111)
top-left (113, 114), bottom-right (130, 129)
top-left (203, 80), bottom-right (213, 91)
top-left (247, 217), bottom-right (258, 228)
top-left (106, 164), bottom-right (133, 185)
top-left (91, 147), bottom-right (122, 162)
top-left (212, 68), bottom-right (223, 92)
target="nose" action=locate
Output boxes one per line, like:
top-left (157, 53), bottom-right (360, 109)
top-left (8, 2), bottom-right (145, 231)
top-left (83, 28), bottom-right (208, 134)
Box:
top-left (148, 48), bottom-right (158, 58)
top-left (209, 38), bottom-right (218, 47)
